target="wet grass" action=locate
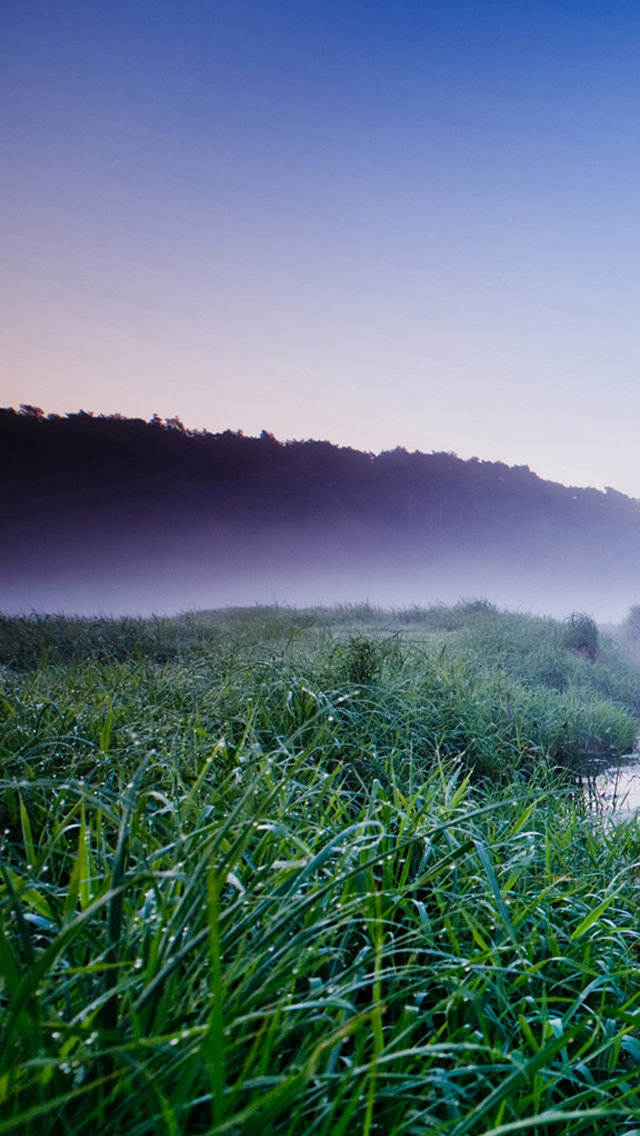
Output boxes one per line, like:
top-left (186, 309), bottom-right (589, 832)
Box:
top-left (2, 604), bottom-right (640, 1133)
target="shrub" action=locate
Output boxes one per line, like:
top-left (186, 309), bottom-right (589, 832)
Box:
top-left (562, 611), bottom-right (599, 661)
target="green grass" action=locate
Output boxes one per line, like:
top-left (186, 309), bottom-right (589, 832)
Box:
top-left (2, 604), bottom-right (640, 1133)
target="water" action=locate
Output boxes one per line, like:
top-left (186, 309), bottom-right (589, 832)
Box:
top-left (585, 756), bottom-right (640, 820)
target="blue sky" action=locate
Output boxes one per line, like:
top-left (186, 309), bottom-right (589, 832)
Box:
top-left (3, 1), bottom-right (640, 492)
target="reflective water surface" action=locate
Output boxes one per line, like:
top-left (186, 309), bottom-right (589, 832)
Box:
top-left (588, 757), bottom-right (640, 820)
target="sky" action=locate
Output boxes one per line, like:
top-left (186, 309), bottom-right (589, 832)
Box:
top-left (3, 0), bottom-right (640, 495)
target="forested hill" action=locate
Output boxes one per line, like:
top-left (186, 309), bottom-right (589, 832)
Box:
top-left (2, 406), bottom-right (640, 616)
top-left (2, 405), bottom-right (639, 537)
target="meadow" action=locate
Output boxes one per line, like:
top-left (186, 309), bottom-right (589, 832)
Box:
top-left (2, 602), bottom-right (640, 1134)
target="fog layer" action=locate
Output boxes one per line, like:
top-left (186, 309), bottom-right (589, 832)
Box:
top-left (2, 409), bottom-right (639, 622)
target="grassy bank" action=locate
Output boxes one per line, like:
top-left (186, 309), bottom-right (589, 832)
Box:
top-left (2, 604), bottom-right (640, 1134)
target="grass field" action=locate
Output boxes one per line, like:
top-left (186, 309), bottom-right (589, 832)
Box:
top-left (2, 602), bottom-right (640, 1134)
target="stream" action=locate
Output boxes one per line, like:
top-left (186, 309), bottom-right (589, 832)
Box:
top-left (584, 756), bottom-right (640, 819)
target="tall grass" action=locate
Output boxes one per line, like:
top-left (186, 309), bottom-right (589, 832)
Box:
top-left (2, 605), bottom-right (640, 1133)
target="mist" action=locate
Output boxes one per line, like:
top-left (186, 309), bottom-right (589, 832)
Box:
top-left (3, 411), bottom-right (640, 625)
top-left (2, 517), bottom-right (637, 625)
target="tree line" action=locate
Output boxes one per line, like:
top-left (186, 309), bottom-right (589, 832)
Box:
top-left (2, 405), bottom-right (639, 553)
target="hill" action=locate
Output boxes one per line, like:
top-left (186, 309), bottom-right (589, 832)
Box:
top-left (2, 406), bottom-right (640, 617)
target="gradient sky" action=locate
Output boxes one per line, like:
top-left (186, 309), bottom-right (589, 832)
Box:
top-left (3, 0), bottom-right (640, 494)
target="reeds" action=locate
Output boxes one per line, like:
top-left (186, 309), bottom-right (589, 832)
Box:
top-left (1, 605), bottom-right (640, 1133)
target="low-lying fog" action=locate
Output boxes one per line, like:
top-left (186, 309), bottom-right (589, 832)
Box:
top-left (1, 521), bottom-right (636, 623)
top-left (5, 414), bottom-right (640, 625)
